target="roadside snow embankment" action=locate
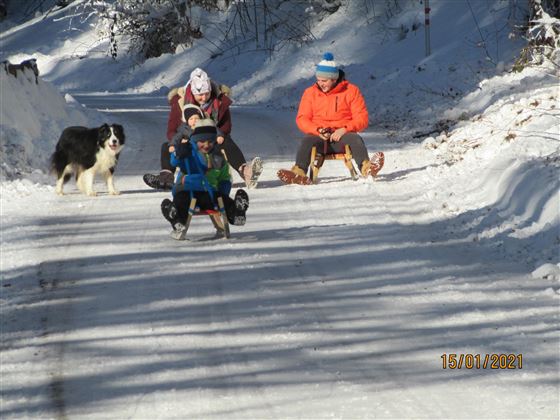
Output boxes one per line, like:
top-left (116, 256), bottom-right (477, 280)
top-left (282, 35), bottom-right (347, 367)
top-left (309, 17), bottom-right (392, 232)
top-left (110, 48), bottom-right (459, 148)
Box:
top-left (422, 64), bottom-right (560, 279)
top-left (0, 65), bottom-right (91, 182)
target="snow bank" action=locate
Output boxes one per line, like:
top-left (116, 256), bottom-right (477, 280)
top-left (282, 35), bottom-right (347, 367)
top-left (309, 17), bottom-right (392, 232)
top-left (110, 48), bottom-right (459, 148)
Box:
top-left (532, 263), bottom-right (560, 281)
top-left (421, 62), bottom-right (560, 272)
top-left (0, 64), bottom-right (94, 179)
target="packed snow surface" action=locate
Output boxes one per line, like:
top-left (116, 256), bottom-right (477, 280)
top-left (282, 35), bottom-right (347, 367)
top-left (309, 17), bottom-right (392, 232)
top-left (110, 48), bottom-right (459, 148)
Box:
top-left (1, 0), bottom-right (558, 418)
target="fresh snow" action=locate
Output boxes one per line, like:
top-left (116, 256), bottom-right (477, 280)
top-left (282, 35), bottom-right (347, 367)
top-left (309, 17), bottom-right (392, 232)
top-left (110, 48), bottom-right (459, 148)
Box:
top-left (1, 0), bottom-right (559, 418)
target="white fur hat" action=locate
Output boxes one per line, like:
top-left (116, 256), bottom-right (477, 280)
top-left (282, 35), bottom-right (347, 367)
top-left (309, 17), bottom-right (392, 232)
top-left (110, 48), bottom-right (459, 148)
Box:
top-left (190, 67), bottom-right (208, 81)
top-left (189, 67), bottom-right (211, 94)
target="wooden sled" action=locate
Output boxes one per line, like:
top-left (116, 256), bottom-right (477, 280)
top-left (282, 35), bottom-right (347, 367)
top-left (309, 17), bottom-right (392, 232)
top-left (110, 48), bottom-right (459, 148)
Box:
top-left (309, 143), bottom-right (359, 184)
top-left (184, 196), bottom-right (231, 239)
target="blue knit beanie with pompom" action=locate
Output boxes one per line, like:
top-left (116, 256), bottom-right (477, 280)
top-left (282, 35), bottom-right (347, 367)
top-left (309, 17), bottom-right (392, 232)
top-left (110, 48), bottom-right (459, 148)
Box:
top-left (315, 52), bottom-right (339, 79)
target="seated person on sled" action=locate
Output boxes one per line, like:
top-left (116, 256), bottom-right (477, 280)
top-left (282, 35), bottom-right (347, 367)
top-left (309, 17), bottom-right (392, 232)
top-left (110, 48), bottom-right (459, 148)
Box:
top-left (277, 52), bottom-right (384, 185)
top-left (160, 118), bottom-right (249, 240)
top-left (145, 67), bottom-right (263, 190)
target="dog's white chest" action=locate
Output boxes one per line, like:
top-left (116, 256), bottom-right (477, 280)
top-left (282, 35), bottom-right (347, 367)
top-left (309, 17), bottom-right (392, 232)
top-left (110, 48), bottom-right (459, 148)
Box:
top-left (95, 148), bottom-right (118, 172)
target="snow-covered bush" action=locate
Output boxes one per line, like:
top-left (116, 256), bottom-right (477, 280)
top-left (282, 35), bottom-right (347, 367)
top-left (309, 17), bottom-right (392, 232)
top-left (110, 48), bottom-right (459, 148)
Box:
top-left (82, 0), bottom-right (218, 59)
top-left (81, 0), bottom-right (350, 60)
top-left (513, 0), bottom-right (560, 71)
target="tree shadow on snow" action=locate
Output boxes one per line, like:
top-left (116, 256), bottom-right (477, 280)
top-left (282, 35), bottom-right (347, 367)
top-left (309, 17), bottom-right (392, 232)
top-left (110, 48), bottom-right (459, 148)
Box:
top-left (2, 186), bottom-right (559, 416)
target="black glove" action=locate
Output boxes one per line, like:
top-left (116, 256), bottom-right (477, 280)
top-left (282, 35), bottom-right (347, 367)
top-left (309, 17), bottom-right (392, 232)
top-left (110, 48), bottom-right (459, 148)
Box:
top-left (176, 141), bottom-right (191, 159)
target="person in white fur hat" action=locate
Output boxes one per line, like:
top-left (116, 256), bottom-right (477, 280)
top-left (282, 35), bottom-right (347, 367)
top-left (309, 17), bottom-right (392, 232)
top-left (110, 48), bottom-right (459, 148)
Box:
top-left (143, 68), bottom-right (263, 191)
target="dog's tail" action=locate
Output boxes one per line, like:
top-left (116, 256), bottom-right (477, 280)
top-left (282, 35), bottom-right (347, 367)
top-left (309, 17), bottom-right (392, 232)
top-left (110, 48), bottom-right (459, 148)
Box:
top-left (50, 146), bottom-right (67, 177)
top-left (50, 149), bottom-right (73, 185)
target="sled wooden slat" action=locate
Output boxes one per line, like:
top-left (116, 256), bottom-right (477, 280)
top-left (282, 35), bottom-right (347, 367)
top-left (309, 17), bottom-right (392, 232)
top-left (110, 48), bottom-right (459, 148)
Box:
top-left (309, 144), bottom-right (359, 184)
top-left (185, 196), bottom-right (230, 239)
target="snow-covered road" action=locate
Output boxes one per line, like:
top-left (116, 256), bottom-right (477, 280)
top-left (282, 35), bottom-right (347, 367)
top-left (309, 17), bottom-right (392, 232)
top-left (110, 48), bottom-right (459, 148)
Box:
top-left (1, 94), bottom-right (558, 419)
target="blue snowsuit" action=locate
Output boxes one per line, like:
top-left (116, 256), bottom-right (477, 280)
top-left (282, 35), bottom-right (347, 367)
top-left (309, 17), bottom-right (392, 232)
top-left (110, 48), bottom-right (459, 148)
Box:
top-left (170, 140), bottom-right (233, 222)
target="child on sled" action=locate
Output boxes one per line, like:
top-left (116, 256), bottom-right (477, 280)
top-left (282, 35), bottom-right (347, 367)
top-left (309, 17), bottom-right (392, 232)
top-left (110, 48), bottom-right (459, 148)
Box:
top-left (160, 117), bottom-right (249, 240)
top-left (168, 103), bottom-right (206, 153)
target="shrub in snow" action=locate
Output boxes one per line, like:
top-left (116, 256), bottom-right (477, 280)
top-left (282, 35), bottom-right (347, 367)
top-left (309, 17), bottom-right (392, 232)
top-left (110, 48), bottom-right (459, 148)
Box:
top-left (513, 0), bottom-right (560, 71)
top-left (81, 0), bottom-right (213, 59)
top-left (83, 0), bottom-right (345, 60)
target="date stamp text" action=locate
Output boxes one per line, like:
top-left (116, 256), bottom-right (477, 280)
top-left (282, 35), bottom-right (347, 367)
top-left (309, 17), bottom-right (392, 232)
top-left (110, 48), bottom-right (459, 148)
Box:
top-left (441, 353), bottom-right (523, 369)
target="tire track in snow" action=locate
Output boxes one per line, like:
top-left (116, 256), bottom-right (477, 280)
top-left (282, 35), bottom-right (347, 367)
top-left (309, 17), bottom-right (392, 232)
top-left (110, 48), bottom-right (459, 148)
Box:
top-left (25, 95), bottom-right (168, 418)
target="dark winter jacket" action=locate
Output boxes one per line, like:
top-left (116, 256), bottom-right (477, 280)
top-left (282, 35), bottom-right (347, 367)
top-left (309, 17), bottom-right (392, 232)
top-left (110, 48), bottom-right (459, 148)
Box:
top-left (166, 81), bottom-right (232, 142)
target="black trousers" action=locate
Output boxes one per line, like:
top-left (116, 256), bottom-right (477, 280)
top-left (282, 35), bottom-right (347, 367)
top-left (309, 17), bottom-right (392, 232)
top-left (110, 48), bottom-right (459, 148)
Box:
top-left (217, 135), bottom-right (247, 176)
top-left (295, 133), bottom-right (369, 171)
top-left (160, 134), bottom-right (247, 176)
top-left (174, 191), bottom-right (236, 224)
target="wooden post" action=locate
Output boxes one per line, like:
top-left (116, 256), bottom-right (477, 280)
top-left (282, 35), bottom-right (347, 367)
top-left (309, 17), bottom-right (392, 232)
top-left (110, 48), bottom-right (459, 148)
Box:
top-left (424, 0), bottom-right (431, 57)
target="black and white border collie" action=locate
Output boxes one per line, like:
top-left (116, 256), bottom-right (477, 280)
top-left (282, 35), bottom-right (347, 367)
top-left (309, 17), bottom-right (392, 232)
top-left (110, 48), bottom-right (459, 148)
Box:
top-left (50, 124), bottom-right (125, 196)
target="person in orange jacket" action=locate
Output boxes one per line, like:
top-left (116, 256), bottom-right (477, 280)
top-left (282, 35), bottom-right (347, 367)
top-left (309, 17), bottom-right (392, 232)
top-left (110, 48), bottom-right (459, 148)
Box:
top-left (278, 52), bottom-right (384, 185)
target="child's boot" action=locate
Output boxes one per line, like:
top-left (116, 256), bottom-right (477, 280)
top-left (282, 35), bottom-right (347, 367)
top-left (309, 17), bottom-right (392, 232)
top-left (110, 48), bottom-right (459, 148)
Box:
top-left (161, 199), bottom-right (178, 227)
top-left (170, 223), bottom-right (187, 240)
top-left (231, 189), bottom-right (249, 226)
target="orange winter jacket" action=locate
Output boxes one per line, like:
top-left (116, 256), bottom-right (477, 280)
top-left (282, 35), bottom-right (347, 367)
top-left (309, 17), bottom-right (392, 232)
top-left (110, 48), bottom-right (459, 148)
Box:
top-left (296, 79), bottom-right (369, 135)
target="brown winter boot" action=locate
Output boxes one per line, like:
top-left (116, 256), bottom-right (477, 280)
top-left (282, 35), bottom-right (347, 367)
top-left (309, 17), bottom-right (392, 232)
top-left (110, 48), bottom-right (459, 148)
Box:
top-left (361, 152), bottom-right (385, 179)
top-left (277, 165), bottom-right (311, 185)
top-left (159, 170), bottom-right (175, 190)
top-left (143, 170), bottom-right (174, 191)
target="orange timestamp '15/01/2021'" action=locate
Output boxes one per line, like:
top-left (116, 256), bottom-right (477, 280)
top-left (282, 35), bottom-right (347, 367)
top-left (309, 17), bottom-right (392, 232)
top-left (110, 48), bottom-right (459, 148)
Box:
top-left (441, 353), bottom-right (523, 369)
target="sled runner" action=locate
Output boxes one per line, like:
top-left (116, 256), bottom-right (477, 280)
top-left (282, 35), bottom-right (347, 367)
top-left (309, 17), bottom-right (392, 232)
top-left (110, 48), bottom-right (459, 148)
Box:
top-left (309, 143), bottom-right (358, 183)
top-left (172, 196), bottom-right (231, 241)
top-left (278, 149), bottom-right (385, 185)
top-left (277, 142), bottom-right (359, 185)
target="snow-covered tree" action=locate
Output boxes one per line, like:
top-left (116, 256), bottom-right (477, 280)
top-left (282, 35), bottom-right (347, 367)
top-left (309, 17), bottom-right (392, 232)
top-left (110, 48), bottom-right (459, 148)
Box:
top-left (84, 0), bottom-right (348, 59)
top-left (83, 0), bottom-right (221, 59)
top-left (514, 0), bottom-right (560, 70)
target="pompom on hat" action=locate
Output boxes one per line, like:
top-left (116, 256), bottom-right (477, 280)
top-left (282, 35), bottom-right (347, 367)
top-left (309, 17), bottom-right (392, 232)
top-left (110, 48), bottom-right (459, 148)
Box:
top-left (315, 52), bottom-right (339, 80)
top-left (190, 118), bottom-right (217, 144)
